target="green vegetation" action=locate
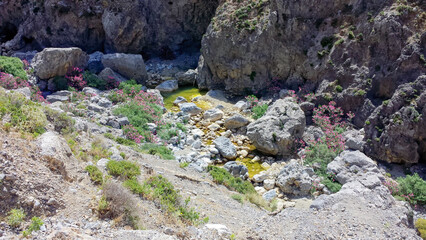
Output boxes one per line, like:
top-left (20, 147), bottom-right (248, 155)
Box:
top-left (84, 71), bottom-right (105, 90)
top-left (138, 143), bottom-right (174, 160)
top-left (85, 165), bottom-right (103, 184)
top-left (335, 85), bottom-right (343, 93)
top-left (22, 217), bottom-right (43, 237)
top-left (44, 107), bottom-right (75, 134)
top-left (7, 209), bottom-right (26, 228)
top-left (207, 166), bottom-right (255, 194)
top-left (231, 194), bottom-right (244, 204)
top-left (106, 160), bottom-right (141, 179)
top-left (0, 89), bottom-right (47, 136)
top-left (123, 175), bottom-right (205, 224)
top-left (355, 89), bottom-right (367, 96)
top-left (348, 31), bottom-right (355, 39)
top-left (0, 56), bottom-right (28, 80)
top-left (334, 38), bottom-right (344, 46)
top-left (252, 104), bottom-right (268, 120)
top-left (396, 173), bottom-right (426, 205)
top-left (320, 36), bottom-right (336, 49)
top-left (180, 162), bottom-right (189, 168)
top-left (304, 144), bottom-right (342, 193)
top-left (53, 76), bottom-right (68, 91)
top-left (317, 50), bottom-right (328, 59)
top-left (416, 218), bottom-right (426, 239)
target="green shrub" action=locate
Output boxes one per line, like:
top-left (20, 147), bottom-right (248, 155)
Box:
top-left (7, 209), bottom-right (26, 228)
top-left (85, 165), bottom-right (103, 184)
top-left (416, 218), bottom-right (426, 239)
top-left (348, 31), bottom-right (355, 39)
top-left (145, 175), bottom-right (180, 212)
top-left (0, 90), bottom-right (47, 136)
top-left (179, 162), bottom-right (189, 168)
top-left (22, 217), bottom-right (43, 237)
top-left (123, 178), bottom-right (150, 196)
top-left (0, 56), bottom-right (27, 80)
top-left (115, 137), bottom-right (137, 146)
top-left (396, 173), bottom-right (426, 205)
top-left (335, 85), bottom-right (343, 93)
top-left (104, 133), bottom-right (115, 139)
top-left (53, 76), bottom-right (68, 90)
top-left (139, 143), bottom-right (174, 160)
top-left (106, 160), bottom-right (141, 179)
top-left (252, 104), bottom-right (268, 120)
top-left (207, 166), bottom-right (255, 194)
top-left (119, 80), bottom-right (143, 96)
top-left (44, 108), bottom-right (75, 134)
top-left (176, 122), bottom-right (187, 132)
top-left (84, 71), bottom-right (106, 90)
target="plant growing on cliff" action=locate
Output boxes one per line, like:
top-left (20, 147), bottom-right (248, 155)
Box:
top-left (66, 67), bottom-right (86, 90)
top-left (6, 209), bottom-right (26, 228)
top-left (22, 217), bottom-right (43, 237)
top-left (245, 95), bottom-right (269, 119)
top-left (416, 218), bottom-right (426, 239)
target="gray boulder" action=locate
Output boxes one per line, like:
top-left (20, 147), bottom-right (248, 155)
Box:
top-left (173, 96), bottom-right (187, 105)
top-left (31, 48), bottom-right (88, 79)
top-left (247, 98), bottom-right (306, 156)
top-left (175, 69), bottom-right (197, 86)
top-left (102, 53), bottom-right (148, 84)
top-left (179, 103), bottom-right (202, 116)
top-left (213, 136), bottom-right (237, 160)
top-left (224, 114), bottom-right (250, 129)
top-left (223, 161), bottom-right (248, 180)
top-left (276, 160), bottom-right (314, 196)
top-left (203, 108), bottom-right (224, 122)
top-left (87, 51), bottom-right (104, 74)
top-left (344, 129), bottom-right (366, 151)
top-left (98, 67), bottom-right (128, 83)
top-left (156, 80), bottom-right (178, 93)
top-left (262, 189), bottom-right (277, 201)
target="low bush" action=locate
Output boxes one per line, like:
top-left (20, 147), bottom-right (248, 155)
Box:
top-left (139, 143), bottom-right (174, 160)
top-left (44, 107), bottom-right (75, 134)
top-left (207, 166), bottom-right (255, 194)
top-left (0, 89), bottom-right (47, 136)
top-left (22, 217), bottom-right (43, 237)
top-left (123, 178), bottom-right (151, 196)
top-left (416, 218), bottom-right (426, 239)
top-left (66, 67), bottom-right (86, 90)
top-left (7, 208), bottom-right (26, 228)
top-left (0, 72), bottom-right (28, 89)
top-left (106, 160), bottom-right (141, 179)
top-left (396, 173), bottom-right (426, 206)
top-left (0, 56), bottom-right (28, 80)
top-left (231, 194), bottom-right (244, 204)
top-left (85, 165), bottom-right (103, 184)
top-left (252, 103), bottom-right (268, 120)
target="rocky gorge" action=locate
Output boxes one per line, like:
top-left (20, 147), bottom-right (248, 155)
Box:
top-left (0, 0), bottom-right (426, 239)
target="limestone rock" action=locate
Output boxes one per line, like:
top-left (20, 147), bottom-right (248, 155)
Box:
top-left (32, 48), bottom-right (88, 79)
top-left (102, 53), bottom-right (148, 84)
top-left (175, 69), bottom-right (197, 86)
top-left (98, 68), bottom-right (127, 83)
top-left (224, 114), bottom-right (250, 129)
top-left (223, 161), bottom-right (248, 180)
top-left (247, 98), bottom-right (306, 156)
top-left (179, 103), bottom-right (202, 116)
top-left (213, 136), bottom-right (237, 160)
top-left (276, 160), bottom-right (314, 196)
top-left (203, 108), bottom-right (224, 122)
top-left (156, 80), bottom-right (178, 93)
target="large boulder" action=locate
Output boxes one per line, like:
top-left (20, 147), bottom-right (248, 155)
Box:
top-left (213, 136), bottom-right (237, 160)
top-left (31, 48), bottom-right (88, 79)
top-left (247, 98), bottom-right (306, 156)
top-left (176, 69), bottom-right (197, 86)
top-left (179, 103), bottom-right (202, 116)
top-left (203, 108), bottom-right (224, 122)
top-left (155, 80), bottom-right (178, 93)
top-left (98, 68), bottom-right (127, 83)
top-left (102, 53), bottom-right (148, 84)
top-left (276, 160), bottom-right (314, 196)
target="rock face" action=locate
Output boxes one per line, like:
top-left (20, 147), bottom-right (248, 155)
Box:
top-left (197, 0), bottom-right (425, 98)
top-left (247, 98), bottom-right (305, 156)
top-left (364, 75), bottom-right (426, 164)
top-left (0, 0), bottom-right (219, 56)
top-left (276, 160), bottom-right (314, 196)
top-left (213, 136), bottom-right (237, 160)
top-left (31, 48), bottom-right (88, 79)
top-left (102, 53), bottom-right (147, 84)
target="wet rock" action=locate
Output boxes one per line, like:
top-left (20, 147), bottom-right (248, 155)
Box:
top-left (247, 98), bottom-right (306, 156)
top-left (224, 114), bottom-right (250, 129)
top-left (156, 80), bottom-right (178, 93)
top-left (31, 48), bottom-right (88, 79)
top-left (87, 51), bottom-right (104, 74)
top-left (223, 161), bottom-right (248, 180)
top-left (173, 96), bottom-right (187, 105)
top-left (102, 53), bottom-right (148, 84)
top-left (179, 103), bottom-right (202, 116)
top-left (213, 136), bottom-right (237, 160)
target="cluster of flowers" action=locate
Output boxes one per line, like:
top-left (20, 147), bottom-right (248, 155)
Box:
top-left (105, 76), bottom-right (120, 90)
top-left (245, 95), bottom-right (259, 109)
top-left (123, 125), bottom-right (146, 143)
top-left (66, 67), bottom-right (86, 90)
top-left (0, 72), bottom-right (29, 89)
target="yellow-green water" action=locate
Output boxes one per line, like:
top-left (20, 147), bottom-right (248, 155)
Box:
top-left (237, 158), bottom-right (266, 178)
top-left (162, 87), bottom-right (210, 112)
